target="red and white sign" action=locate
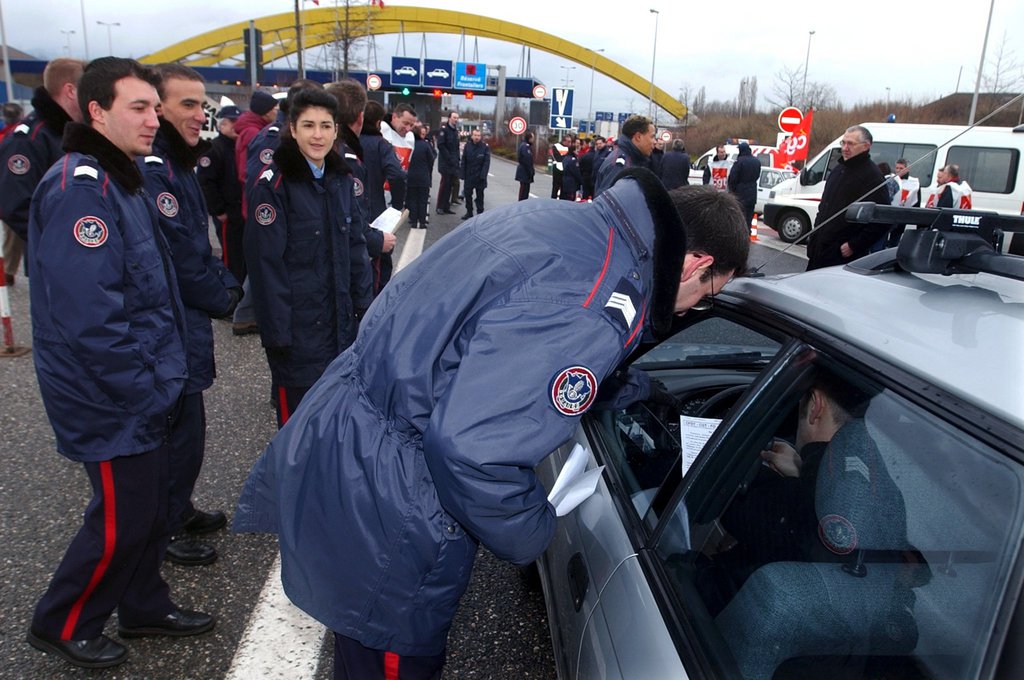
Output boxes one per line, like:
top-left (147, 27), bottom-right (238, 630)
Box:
top-left (774, 108), bottom-right (815, 168)
top-left (659, 130), bottom-right (672, 143)
top-left (508, 116), bottom-right (527, 135)
top-left (778, 106), bottom-right (803, 134)
top-left (366, 74), bottom-right (382, 91)
top-left (532, 84), bottom-right (547, 99)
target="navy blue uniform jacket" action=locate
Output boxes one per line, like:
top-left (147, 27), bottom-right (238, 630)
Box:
top-left (141, 119), bottom-right (240, 393)
top-left (244, 138), bottom-right (373, 387)
top-left (234, 169), bottom-right (688, 656)
top-left (460, 139), bottom-right (490, 186)
top-left (28, 123), bottom-right (188, 461)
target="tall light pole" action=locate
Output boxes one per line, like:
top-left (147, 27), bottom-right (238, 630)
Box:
top-left (96, 20), bottom-right (120, 56)
top-left (79, 0), bottom-right (89, 59)
top-left (968, 0), bottom-right (995, 125)
top-left (801, 29), bottom-right (815, 107)
top-left (60, 29), bottom-right (76, 57)
top-left (587, 48), bottom-right (604, 125)
top-left (648, 9), bottom-right (659, 120)
top-left (559, 65), bottom-right (575, 88)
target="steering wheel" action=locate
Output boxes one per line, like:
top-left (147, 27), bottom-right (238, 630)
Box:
top-left (693, 384), bottom-right (749, 419)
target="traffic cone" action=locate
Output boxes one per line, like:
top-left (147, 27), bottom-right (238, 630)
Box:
top-left (750, 214), bottom-right (759, 242)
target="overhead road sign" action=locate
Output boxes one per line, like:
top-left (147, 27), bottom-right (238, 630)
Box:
top-left (391, 56), bottom-right (420, 86)
top-left (423, 59), bottom-right (453, 88)
top-left (455, 62), bottom-right (487, 91)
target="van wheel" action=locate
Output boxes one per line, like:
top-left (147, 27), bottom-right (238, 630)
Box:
top-left (777, 211), bottom-right (810, 244)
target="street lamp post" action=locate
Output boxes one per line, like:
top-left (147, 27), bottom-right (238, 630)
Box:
top-left (559, 65), bottom-right (576, 88)
top-left (60, 29), bottom-right (76, 57)
top-left (96, 20), bottom-right (120, 56)
top-left (968, 0), bottom-right (995, 125)
top-left (648, 9), bottom-right (659, 120)
top-left (801, 30), bottom-right (815, 107)
top-left (587, 48), bottom-right (604, 125)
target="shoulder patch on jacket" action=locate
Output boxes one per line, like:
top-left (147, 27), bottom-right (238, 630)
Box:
top-left (156, 192), bottom-right (179, 217)
top-left (259, 148), bottom-right (275, 165)
top-left (7, 154), bottom-right (30, 175)
top-left (615, 157), bottom-right (626, 166)
top-left (13, 123), bottom-right (29, 135)
top-left (550, 365), bottom-right (598, 416)
top-left (258, 168), bottom-right (274, 183)
top-left (603, 277), bottom-right (641, 331)
top-left (144, 155), bottom-right (164, 165)
top-left (198, 155), bottom-right (211, 168)
top-left (254, 203), bottom-right (276, 226)
top-left (73, 216), bottom-right (109, 248)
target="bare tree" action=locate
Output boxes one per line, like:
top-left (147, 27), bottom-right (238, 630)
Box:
top-left (329, 0), bottom-right (374, 79)
top-left (767, 65), bottom-right (802, 109)
top-left (692, 86), bottom-right (706, 115)
top-left (980, 31), bottom-right (1024, 93)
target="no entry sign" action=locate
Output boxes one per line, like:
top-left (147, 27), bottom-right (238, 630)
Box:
top-left (778, 107), bottom-right (803, 133)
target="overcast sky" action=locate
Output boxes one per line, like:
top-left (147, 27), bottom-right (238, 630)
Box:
top-left (4, 0), bottom-right (1023, 117)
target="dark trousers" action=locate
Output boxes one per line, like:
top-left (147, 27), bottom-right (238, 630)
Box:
top-left (450, 177), bottom-right (461, 203)
top-left (436, 173), bottom-right (457, 211)
top-left (214, 213), bottom-right (246, 283)
top-left (334, 633), bottom-right (444, 680)
top-left (407, 186), bottom-right (429, 227)
top-left (32, 445), bottom-right (174, 639)
top-left (550, 169), bottom-right (562, 199)
top-left (274, 383), bottom-right (312, 429)
top-left (738, 197), bottom-right (755, 231)
top-left (518, 181), bottom-right (531, 201)
top-left (464, 183), bottom-right (484, 216)
top-left (167, 391), bottom-right (205, 535)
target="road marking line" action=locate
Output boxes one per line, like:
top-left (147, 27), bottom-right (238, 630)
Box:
top-left (226, 555), bottom-right (325, 680)
top-left (396, 226), bottom-right (426, 272)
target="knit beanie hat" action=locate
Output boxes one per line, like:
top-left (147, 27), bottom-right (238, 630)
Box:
top-left (249, 90), bottom-right (277, 116)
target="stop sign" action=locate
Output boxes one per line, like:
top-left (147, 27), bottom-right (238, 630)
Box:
top-left (778, 107), bottom-right (803, 133)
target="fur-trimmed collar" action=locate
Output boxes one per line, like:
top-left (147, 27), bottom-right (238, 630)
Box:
top-left (610, 167), bottom-right (687, 339)
top-left (155, 117), bottom-right (211, 168)
top-left (339, 125), bottom-right (364, 160)
top-left (62, 122), bottom-right (144, 192)
top-left (30, 87), bottom-right (73, 136)
top-left (272, 136), bottom-right (350, 181)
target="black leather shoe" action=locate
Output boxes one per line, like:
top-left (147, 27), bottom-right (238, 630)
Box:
top-left (461, 214), bottom-right (473, 220)
top-left (164, 536), bottom-right (217, 566)
top-left (182, 509), bottom-right (227, 535)
top-left (27, 628), bottom-right (127, 668)
top-left (118, 609), bottom-right (215, 638)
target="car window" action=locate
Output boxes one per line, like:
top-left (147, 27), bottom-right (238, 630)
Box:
top-left (804, 148), bottom-right (839, 185)
top-left (947, 145), bottom-right (1020, 194)
top-left (652, 356), bottom-right (1024, 680)
top-left (591, 316), bottom-right (782, 521)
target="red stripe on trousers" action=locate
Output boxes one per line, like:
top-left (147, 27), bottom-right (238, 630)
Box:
top-left (278, 386), bottom-right (290, 424)
top-left (61, 461), bottom-right (117, 640)
top-left (384, 651), bottom-right (400, 680)
top-left (220, 217), bottom-right (229, 266)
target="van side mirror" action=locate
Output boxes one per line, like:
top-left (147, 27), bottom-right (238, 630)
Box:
top-left (799, 167), bottom-right (810, 186)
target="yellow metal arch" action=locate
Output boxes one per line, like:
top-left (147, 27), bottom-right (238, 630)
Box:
top-left (141, 6), bottom-right (685, 119)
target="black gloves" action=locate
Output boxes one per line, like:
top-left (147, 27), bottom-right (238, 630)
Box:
top-left (212, 286), bottom-right (243, 319)
top-left (647, 378), bottom-right (682, 413)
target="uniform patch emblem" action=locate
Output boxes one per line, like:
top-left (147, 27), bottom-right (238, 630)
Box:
top-left (818, 514), bottom-right (858, 555)
top-left (603, 278), bottom-right (642, 332)
top-left (550, 365), bottom-right (597, 416)
top-left (73, 216), bottom-right (108, 248)
top-left (353, 177), bottom-right (364, 197)
top-left (156, 192), bottom-right (179, 217)
top-left (254, 203), bottom-right (276, 226)
top-left (198, 155), bottom-right (211, 168)
top-left (7, 154), bottom-right (29, 175)
top-left (259, 148), bottom-right (275, 165)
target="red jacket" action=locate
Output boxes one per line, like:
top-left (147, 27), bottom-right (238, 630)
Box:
top-left (233, 111), bottom-right (270, 185)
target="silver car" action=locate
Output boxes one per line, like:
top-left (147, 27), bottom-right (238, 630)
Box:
top-left (536, 207), bottom-right (1024, 679)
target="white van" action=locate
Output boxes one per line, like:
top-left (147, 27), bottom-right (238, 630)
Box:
top-left (763, 122), bottom-right (1024, 242)
top-left (688, 142), bottom-right (777, 185)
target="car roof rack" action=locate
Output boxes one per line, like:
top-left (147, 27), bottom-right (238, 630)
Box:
top-left (843, 202), bottom-right (1024, 282)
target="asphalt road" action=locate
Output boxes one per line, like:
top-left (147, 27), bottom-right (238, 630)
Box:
top-left (0, 154), bottom-right (806, 679)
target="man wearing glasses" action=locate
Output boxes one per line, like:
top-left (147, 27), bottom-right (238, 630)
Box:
top-left (806, 125), bottom-right (891, 270)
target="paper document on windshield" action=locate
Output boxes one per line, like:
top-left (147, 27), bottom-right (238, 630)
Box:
top-left (371, 207), bottom-right (408, 234)
top-left (547, 443), bottom-right (605, 516)
top-left (680, 416), bottom-right (722, 477)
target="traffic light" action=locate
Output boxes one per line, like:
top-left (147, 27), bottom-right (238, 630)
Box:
top-left (432, 89), bottom-right (443, 98)
top-left (464, 91), bottom-right (474, 100)
top-left (401, 87), bottom-right (410, 96)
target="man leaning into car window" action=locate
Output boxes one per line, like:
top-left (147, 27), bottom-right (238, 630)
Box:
top-left (233, 177), bottom-right (749, 680)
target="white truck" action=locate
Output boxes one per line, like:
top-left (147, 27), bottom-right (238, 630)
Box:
top-left (763, 122), bottom-right (1024, 243)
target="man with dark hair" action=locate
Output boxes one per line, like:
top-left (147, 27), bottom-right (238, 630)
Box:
top-left (326, 79), bottom-right (396, 291)
top-left (26, 57), bottom-right (214, 670)
top-left (593, 113), bottom-right (655, 196)
top-left (235, 175), bottom-right (747, 679)
top-left (0, 58), bottom-right (85, 284)
top-left (198, 105), bottom-right (245, 282)
top-left (460, 127), bottom-right (490, 219)
top-left (806, 125), bottom-right (890, 270)
top-left (515, 130), bottom-right (535, 201)
top-left (435, 109), bottom-right (460, 214)
top-left (140, 63), bottom-right (242, 567)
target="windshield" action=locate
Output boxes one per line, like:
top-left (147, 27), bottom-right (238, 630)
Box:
top-left (635, 317), bottom-right (781, 369)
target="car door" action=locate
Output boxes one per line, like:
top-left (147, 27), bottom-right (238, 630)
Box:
top-left (536, 312), bottom-right (785, 679)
